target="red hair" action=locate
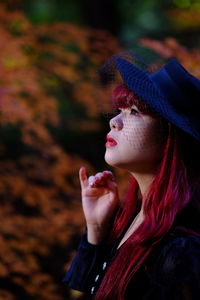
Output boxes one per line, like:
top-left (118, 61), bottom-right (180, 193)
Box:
top-left (95, 84), bottom-right (200, 299)
top-left (111, 83), bottom-right (158, 116)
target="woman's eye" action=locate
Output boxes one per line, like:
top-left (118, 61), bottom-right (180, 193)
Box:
top-left (130, 108), bottom-right (139, 115)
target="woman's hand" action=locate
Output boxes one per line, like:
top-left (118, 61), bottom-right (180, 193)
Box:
top-left (79, 166), bottom-right (119, 244)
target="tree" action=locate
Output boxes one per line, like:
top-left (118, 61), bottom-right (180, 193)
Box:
top-left (0, 4), bottom-right (121, 299)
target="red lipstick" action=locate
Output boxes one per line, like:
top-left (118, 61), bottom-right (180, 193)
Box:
top-left (106, 135), bottom-right (117, 147)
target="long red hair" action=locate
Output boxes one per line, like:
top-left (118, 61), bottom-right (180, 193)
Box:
top-left (95, 84), bottom-right (200, 299)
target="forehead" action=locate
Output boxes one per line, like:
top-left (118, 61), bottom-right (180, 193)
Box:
top-left (111, 84), bottom-right (157, 116)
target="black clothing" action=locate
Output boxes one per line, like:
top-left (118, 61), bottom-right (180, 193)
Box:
top-left (63, 204), bottom-right (200, 299)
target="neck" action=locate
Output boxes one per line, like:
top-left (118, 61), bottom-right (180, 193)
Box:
top-left (130, 171), bottom-right (155, 204)
top-left (117, 171), bottom-right (156, 250)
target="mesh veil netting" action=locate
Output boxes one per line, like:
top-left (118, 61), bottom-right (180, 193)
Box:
top-left (93, 51), bottom-right (167, 159)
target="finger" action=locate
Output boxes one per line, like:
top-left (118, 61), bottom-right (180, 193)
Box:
top-left (105, 175), bottom-right (118, 191)
top-left (79, 166), bottom-right (88, 188)
top-left (89, 175), bottom-right (105, 188)
top-left (94, 171), bottom-right (113, 182)
top-left (90, 172), bottom-right (107, 187)
top-left (92, 171), bottom-right (115, 187)
top-left (94, 172), bottom-right (104, 183)
top-left (102, 170), bottom-right (115, 181)
top-left (88, 175), bottom-right (96, 187)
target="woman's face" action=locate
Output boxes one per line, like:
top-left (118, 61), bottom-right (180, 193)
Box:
top-left (105, 105), bottom-right (165, 173)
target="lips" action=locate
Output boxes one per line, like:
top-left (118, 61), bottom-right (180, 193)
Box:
top-left (105, 135), bottom-right (117, 147)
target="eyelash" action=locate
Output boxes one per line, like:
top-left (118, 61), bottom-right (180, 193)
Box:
top-left (116, 108), bottom-right (139, 115)
top-left (130, 108), bottom-right (139, 115)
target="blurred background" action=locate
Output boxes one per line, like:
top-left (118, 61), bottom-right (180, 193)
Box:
top-left (1, 0), bottom-right (200, 299)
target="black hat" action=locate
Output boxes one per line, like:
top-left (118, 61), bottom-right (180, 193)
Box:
top-left (99, 54), bottom-right (200, 141)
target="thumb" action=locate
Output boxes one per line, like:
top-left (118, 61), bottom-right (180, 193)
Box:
top-left (79, 166), bottom-right (88, 189)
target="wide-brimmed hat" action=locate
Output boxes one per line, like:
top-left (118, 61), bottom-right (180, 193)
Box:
top-left (98, 53), bottom-right (200, 141)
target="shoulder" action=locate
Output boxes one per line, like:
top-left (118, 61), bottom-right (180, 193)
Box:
top-left (161, 231), bottom-right (200, 255)
top-left (135, 233), bottom-right (200, 299)
top-left (154, 232), bottom-right (200, 282)
top-left (161, 231), bottom-right (200, 257)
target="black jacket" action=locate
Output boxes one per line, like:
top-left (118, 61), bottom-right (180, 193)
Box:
top-left (63, 205), bottom-right (200, 299)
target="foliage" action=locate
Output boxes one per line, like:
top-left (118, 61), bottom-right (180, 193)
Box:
top-left (167, 7), bottom-right (200, 30)
top-left (0, 4), bottom-right (121, 299)
top-left (117, 0), bottom-right (200, 49)
top-left (140, 37), bottom-right (200, 77)
top-left (3, 0), bottom-right (200, 48)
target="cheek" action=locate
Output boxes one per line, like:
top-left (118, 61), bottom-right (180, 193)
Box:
top-left (122, 119), bottom-right (165, 154)
top-left (143, 123), bottom-right (166, 164)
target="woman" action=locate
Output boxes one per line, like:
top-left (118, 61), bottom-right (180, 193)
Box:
top-left (64, 55), bottom-right (200, 299)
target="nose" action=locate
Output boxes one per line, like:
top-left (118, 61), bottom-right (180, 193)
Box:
top-left (109, 115), bottom-right (123, 130)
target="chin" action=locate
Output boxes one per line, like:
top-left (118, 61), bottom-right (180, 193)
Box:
top-left (104, 152), bottom-right (148, 172)
top-left (104, 152), bottom-right (118, 167)
top-left (104, 152), bottom-right (128, 169)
